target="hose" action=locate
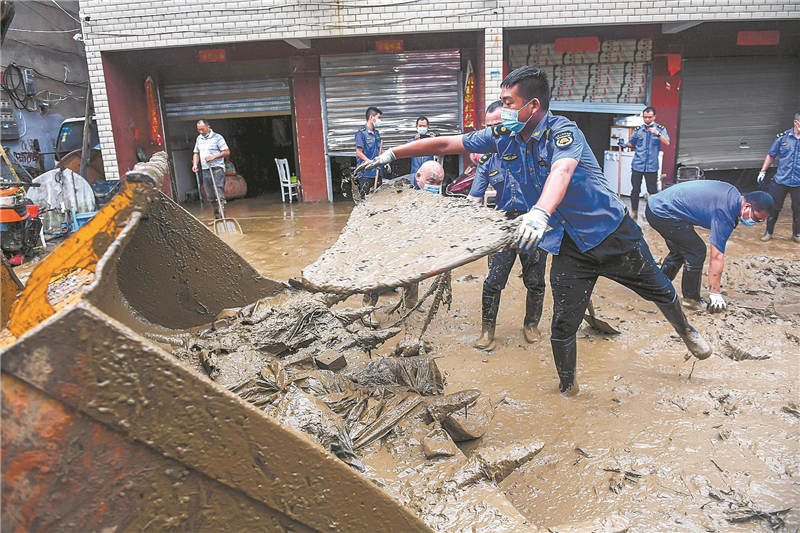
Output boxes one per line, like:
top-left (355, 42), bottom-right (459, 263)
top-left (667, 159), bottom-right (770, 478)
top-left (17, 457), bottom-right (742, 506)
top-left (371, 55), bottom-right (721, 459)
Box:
top-left (1, 63), bottom-right (37, 111)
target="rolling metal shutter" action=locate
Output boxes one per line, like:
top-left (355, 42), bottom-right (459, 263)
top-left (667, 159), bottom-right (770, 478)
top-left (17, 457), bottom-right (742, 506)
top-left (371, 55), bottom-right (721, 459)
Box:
top-left (162, 79), bottom-right (291, 120)
top-left (677, 56), bottom-right (800, 170)
top-left (509, 39), bottom-right (652, 114)
top-left (320, 51), bottom-right (462, 154)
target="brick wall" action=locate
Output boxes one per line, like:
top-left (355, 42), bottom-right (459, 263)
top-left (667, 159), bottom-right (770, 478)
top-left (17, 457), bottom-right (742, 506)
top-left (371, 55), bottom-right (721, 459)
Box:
top-left (79, 0), bottom-right (799, 180)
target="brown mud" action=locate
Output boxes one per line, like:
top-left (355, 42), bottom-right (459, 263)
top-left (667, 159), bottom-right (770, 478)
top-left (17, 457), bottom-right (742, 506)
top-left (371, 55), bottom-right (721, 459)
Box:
top-left (183, 196), bottom-right (797, 531)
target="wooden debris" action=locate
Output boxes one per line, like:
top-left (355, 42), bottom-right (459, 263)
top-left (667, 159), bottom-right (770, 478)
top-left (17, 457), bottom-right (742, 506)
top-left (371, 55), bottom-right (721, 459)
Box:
top-left (314, 352), bottom-right (347, 371)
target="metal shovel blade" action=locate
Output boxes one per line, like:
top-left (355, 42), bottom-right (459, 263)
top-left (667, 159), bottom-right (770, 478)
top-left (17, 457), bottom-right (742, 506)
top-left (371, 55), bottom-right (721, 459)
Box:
top-left (213, 217), bottom-right (243, 235)
top-left (583, 300), bottom-right (620, 335)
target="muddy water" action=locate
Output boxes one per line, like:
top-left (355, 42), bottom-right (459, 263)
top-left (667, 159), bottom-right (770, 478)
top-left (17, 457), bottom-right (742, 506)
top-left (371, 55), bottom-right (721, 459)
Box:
top-left (201, 196), bottom-right (798, 531)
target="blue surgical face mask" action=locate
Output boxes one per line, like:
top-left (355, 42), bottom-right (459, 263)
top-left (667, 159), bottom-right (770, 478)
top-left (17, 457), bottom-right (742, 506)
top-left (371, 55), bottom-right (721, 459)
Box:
top-left (500, 99), bottom-right (534, 133)
top-left (373, 118), bottom-right (382, 128)
top-left (739, 215), bottom-right (756, 226)
top-left (423, 184), bottom-right (441, 194)
top-left (417, 126), bottom-right (428, 136)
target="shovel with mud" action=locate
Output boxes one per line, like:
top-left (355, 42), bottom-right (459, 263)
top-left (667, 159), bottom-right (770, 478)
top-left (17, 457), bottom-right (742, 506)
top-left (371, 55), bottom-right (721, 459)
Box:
top-left (203, 170), bottom-right (243, 235)
top-left (583, 299), bottom-right (620, 335)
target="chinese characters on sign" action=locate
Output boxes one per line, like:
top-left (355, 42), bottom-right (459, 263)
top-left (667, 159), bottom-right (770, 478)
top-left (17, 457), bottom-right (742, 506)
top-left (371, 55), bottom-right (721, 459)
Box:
top-left (376, 40), bottom-right (403, 53)
top-left (462, 60), bottom-right (475, 131)
top-left (198, 49), bottom-right (227, 63)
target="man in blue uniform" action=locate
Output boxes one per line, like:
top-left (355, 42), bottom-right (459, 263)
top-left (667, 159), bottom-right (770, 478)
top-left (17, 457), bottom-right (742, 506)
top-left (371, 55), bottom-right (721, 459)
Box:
top-left (408, 116), bottom-right (438, 188)
top-left (626, 107), bottom-right (669, 218)
top-left (757, 111), bottom-right (800, 243)
top-left (646, 181), bottom-right (775, 312)
top-left (355, 106), bottom-right (383, 199)
top-left (467, 100), bottom-right (547, 351)
top-left (357, 66), bottom-right (711, 396)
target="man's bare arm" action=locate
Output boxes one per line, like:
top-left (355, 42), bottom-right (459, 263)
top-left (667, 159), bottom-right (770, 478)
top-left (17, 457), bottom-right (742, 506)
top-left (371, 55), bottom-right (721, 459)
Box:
top-left (391, 135), bottom-right (469, 158)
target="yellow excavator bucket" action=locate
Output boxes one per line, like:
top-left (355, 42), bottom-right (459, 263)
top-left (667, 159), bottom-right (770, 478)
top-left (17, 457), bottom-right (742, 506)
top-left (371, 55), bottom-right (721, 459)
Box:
top-left (0, 153), bottom-right (432, 532)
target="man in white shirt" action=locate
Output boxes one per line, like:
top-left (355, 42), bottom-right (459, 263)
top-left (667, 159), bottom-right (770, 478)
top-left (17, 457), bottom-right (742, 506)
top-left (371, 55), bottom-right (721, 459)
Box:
top-left (192, 119), bottom-right (230, 217)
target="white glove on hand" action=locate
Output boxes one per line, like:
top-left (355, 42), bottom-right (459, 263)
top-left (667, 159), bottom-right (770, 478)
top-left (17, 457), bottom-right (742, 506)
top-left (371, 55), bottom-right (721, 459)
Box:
top-left (516, 206), bottom-right (550, 251)
top-left (757, 171), bottom-right (766, 185)
top-left (708, 293), bottom-right (726, 313)
top-left (355, 149), bottom-right (396, 174)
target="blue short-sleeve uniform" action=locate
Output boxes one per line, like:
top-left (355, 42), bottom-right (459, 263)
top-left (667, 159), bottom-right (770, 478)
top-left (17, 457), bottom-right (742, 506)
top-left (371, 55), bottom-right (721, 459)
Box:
top-left (768, 130), bottom-right (800, 187)
top-left (355, 126), bottom-right (381, 179)
top-left (629, 123), bottom-right (669, 173)
top-left (648, 180), bottom-right (741, 253)
top-left (468, 153), bottom-right (512, 205)
top-left (462, 111), bottom-right (629, 255)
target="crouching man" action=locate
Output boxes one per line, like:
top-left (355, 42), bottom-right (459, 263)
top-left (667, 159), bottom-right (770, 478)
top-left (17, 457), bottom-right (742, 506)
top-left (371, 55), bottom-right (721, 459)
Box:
top-left (645, 181), bottom-right (775, 312)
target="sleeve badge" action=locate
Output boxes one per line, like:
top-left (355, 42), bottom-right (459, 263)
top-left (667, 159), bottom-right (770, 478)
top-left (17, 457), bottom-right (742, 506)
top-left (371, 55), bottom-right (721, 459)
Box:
top-left (554, 131), bottom-right (574, 148)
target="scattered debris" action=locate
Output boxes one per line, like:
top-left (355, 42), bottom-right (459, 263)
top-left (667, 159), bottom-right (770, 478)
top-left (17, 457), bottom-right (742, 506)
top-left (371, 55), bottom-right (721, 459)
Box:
top-left (781, 402), bottom-right (800, 418)
top-left (442, 395), bottom-right (494, 442)
top-left (722, 341), bottom-right (770, 361)
top-left (347, 356), bottom-right (444, 396)
top-left (449, 440), bottom-right (544, 488)
top-left (423, 389), bottom-right (482, 424)
top-left (315, 352), bottom-right (347, 371)
top-left (423, 427), bottom-right (459, 458)
top-left (604, 468), bottom-right (641, 494)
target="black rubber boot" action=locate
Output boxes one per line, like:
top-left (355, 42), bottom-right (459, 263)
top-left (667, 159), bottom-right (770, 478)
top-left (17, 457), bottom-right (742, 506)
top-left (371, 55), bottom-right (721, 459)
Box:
top-left (657, 296), bottom-right (712, 359)
top-left (551, 336), bottom-right (579, 396)
top-left (681, 265), bottom-right (704, 303)
top-left (522, 289), bottom-right (543, 343)
top-left (474, 290), bottom-right (500, 351)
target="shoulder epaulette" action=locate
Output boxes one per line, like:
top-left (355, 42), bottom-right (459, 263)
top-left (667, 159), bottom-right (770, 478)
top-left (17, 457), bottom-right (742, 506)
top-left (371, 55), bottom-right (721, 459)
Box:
top-left (657, 124), bottom-right (665, 130)
top-left (479, 154), bottom-right (489, 164)
top-left (492, 125), bottom-right (512, 137)
top-left (359, 126), bottom-right (367, 131)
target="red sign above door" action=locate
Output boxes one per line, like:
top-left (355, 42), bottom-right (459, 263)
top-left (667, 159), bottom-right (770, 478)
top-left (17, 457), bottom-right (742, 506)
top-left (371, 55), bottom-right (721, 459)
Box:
top-left (198, 49), bottom-right (227, 62)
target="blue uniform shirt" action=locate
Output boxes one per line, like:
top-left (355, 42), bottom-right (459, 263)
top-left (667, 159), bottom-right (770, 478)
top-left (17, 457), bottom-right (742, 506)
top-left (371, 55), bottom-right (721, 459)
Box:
top-left (648, 180), bottom-right (741, 253)
top-left (408, 135), bottom-right (436, 179)
top-left (462, 111), bottom-right (629, 255)
top-left (468, 153), bottom-right (534, 213)
top-left (768, 129), bottom-right (800, 187)
top-left (355, 125), bottom-right (381, 179)
top-left (629, 123), bottom-right (669, 173)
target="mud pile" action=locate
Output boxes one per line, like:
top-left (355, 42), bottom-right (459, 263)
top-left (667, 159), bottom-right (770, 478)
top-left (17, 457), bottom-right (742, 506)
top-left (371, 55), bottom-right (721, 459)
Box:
top-left (301, 184), bottom-right (516, 294)
top-left (167, 288), bottom-right (551, 532)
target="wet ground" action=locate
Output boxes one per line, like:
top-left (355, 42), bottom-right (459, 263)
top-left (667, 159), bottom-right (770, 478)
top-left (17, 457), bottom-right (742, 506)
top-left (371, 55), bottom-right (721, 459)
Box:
top-left (193, 194), bottom-right (799, 532)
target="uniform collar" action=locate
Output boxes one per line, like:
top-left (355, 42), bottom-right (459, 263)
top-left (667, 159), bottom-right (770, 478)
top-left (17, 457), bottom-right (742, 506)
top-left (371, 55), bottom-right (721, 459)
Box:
top-left (519, 111), bottom-right (552, 143)
top-left (365, 123), bottom-right (377, 134)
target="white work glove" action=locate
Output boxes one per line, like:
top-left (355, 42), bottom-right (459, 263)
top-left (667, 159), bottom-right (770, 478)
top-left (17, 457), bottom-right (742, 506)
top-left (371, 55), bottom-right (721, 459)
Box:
top-left (516, 206), bottom-right (550, 252)
top-left (355, 149), bottom-right (396, 174)
top-left (757, 171), bottom-right (766, 185)
top-left (707, 293), bottom-right (726, 313)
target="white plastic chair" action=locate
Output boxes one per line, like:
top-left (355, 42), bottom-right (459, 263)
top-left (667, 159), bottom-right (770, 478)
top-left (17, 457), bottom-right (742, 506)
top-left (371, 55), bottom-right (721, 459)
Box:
top-left (275, 158), bottom-right (299, 203)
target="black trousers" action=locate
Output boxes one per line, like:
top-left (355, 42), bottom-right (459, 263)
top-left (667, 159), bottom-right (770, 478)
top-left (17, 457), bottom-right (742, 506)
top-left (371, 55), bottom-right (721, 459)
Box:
top-left (549, 216), bottom-right (676, 341)
top-left (645, 205), bottom-right (705, 301)
top-left (765, 181), bottom-right (800, 236)
top-left (630, 170), bottom-right (658, 213)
